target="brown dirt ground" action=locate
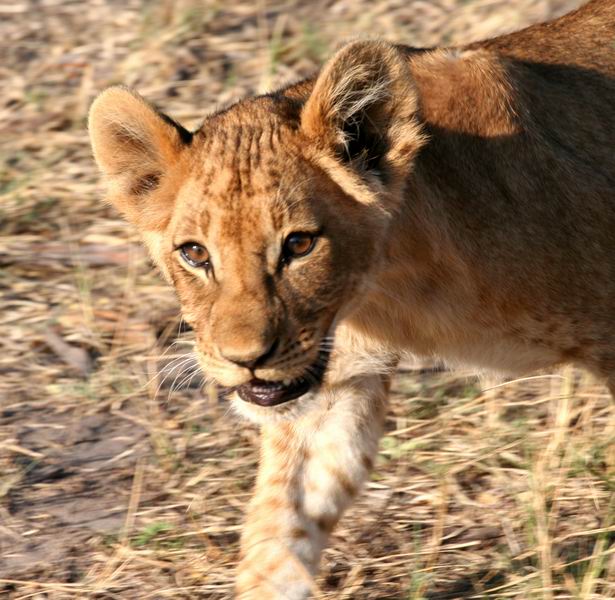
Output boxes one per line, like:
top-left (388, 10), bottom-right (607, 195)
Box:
top-left (1, 1), bottom-right (613, 598)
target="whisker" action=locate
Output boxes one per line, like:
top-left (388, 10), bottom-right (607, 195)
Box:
top-left (152, 354), bottom-right (197, 400)
top-left (164, 355), bottom-right (197, 379)
top-left (166, 356), bottom-right (200, 402)
top-left (142, 333), bottom-right (196, 387)
top-left (176, 362), bottom-right (203, 392)
top-left (170, 354), bottom-right (199, 387)
top-left (156, 337), bottom-right (195, 359)
top-left (144, 352), bottom-right (193, 390)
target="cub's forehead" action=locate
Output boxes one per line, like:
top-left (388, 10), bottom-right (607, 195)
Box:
top-left (195, 97), bottom-right (304, 167)
top-left (191, 101), bottom-right (310, 198)
top-left (192, 126), bottom-right (297, 201)
top-left (172, 106), bottom-right (317, 240)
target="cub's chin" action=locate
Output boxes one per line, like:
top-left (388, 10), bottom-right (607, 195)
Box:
top-left (230, 349), bottom-right (332, 424)
top-left (231, 387), bottom-right (323, 424)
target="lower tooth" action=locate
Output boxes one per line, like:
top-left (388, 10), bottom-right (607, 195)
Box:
top-left (283, 379), bottom-right (291, 386)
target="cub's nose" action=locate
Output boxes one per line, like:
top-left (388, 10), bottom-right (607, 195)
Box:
top-left (220, 338), bottom-right (279, 370)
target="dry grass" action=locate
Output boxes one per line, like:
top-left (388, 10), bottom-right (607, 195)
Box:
top-left (1, 0), bottom-right (613, 598)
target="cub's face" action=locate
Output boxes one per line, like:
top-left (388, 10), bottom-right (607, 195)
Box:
top-left (166, 111), bottom-right (387, 417)
top-left (89, 41), bottom-right (424, 420)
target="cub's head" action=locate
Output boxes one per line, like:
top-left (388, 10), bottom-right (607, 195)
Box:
top-left (89, 41), bottom-right (424, 422)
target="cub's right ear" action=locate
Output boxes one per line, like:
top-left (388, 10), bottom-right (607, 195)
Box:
top-left (88, 86), bottom-right (192, 229)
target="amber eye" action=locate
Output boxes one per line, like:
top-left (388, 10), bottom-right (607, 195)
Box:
top-left (179, 242), bottom-right (210, 268)
top-left (283, 232), bottom-right (316, 260)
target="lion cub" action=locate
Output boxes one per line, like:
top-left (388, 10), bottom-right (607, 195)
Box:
top-left (89, 0), bottom-right (615, 596)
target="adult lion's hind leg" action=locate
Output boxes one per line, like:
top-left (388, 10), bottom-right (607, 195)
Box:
top-left (236, 371), bottom-right (391, 599)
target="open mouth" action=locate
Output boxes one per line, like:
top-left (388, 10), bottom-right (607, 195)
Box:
top-left (235, 349), bottom-right (331, 407)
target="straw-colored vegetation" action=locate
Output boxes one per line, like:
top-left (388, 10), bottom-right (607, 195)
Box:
top-left (1, 0), bottom-right (613, 598)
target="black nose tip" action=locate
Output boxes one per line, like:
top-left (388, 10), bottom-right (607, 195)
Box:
top-left (222, 338), bottom-right (279, 370)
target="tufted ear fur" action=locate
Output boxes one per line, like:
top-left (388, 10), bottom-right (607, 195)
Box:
top-left (88, 86), bottom-right (192, 230)
top-left (301, 41), bottom-right (425, 194)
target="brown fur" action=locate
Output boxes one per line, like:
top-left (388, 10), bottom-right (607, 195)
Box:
top-left (89, 1), bottom-right (615, 596)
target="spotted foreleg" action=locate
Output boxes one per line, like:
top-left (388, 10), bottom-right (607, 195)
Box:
top-left (236, 374), bottom-right (390, 599)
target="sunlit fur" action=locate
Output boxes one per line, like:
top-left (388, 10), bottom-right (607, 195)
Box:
top-left (90, 2), bottom-right (615, 596)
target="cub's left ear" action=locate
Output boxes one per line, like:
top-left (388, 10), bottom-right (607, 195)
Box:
top-left (302, 41), bottom-right (425, 188)
top-left (88, 86), bottom-right (192, 229)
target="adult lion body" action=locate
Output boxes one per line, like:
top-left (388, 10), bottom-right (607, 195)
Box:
top-left (89, 0), bottom-right (615, 596)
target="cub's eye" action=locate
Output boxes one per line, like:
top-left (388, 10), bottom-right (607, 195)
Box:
top-left (179, 242), bottom-right (210, 268)
top-left (283, 232), bottom-right (316, 260)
